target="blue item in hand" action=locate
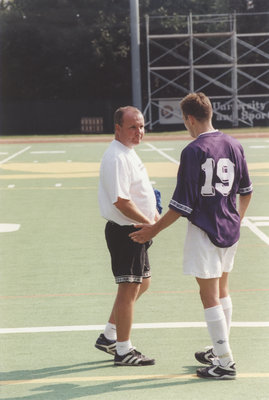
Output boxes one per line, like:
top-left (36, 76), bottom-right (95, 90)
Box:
top-left (154, 188), bottom-right (162, 214)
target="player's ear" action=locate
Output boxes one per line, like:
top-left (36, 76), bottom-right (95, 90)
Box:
top-left (188, 115), bottom-right (196, 125)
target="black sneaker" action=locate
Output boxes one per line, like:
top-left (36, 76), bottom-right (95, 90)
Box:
top-left (195, 346), bottom-right (215, 365)
top-left (95, 334), bottom-right (116, 356)
top-left (114, 348), bottom-right (155, 366)
top-left (197, 360), bottom-right (236, 380)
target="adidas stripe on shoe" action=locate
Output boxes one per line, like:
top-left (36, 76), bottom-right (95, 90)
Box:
top-left (197, 360), bottom-right (236, 380)
top-left (114, 349), bottom-right (155, 366)
top-left (195, 346), bottom-right (215, 365)
top-left (95, 333), bottom-right (116, 356)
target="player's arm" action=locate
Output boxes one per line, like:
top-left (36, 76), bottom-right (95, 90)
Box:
top-left (114, 197), bottom-right (151, 224)
top-left (238, 193), bottom-right (252, 222)
top-left (129, 208), bottom-right (182, 243)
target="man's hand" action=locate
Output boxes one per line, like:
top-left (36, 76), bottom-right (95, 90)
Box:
top-left (129, 224), bottom-right (156, 244)
top-left (130, 208), bottom-right (182, 244)
top-left (114, 197), bottom-right (151, 224)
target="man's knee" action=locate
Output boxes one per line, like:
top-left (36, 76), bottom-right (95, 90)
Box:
top-left (117, 282), bottom-right (140, 302)
top-left (141, 277), bottom-right (151, 292)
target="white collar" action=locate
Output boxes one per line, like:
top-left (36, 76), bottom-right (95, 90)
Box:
top-left (198, 129), bottom-right (218, 137)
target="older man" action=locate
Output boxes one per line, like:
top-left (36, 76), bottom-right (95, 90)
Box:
top-left (95, 106), bottom-right (159, 366)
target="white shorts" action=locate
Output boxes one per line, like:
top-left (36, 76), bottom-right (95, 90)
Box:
top-left (183, 221), bottom-right (238, 279)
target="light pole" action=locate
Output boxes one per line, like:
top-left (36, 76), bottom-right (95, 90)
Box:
top-left (130, 0), bottom-right (142, 110)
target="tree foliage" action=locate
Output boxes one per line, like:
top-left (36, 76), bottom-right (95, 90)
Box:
top-left (0, 0), bottom-right (268, 103)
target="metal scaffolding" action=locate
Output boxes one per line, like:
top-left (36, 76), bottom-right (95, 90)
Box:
top-left (144, 12), bottom-right (269, 129)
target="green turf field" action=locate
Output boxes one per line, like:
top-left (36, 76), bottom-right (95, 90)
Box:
top-left (0, 135), bottom-right (268, 399)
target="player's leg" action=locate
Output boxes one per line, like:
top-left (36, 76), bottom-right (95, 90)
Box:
top-left (195, 272), bottom-right (232, 365)
top-left (219, 272), bottom-right (233, 335)
top-left (197, 277), bottom-right (231, 364)
top-left (196, 277), bottom-right (235, 379)
top-left (196, 277), bottom-right (220, 309)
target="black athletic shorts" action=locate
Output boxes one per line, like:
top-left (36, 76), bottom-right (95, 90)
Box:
top-left (105, 221), bottom-right (152, 284)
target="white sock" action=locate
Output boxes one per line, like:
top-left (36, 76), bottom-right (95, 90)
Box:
top-left (220, 296), bottom-right (233, 336)
top-left (103, 322), bottom-right (117, 341)
top-left (116, 340), bottom-right (133, 356)
top-left (204, 305), bottom-right (234, 367)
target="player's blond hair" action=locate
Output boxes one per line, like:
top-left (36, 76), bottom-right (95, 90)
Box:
top-left (180, 92), bottom-right (213, 121)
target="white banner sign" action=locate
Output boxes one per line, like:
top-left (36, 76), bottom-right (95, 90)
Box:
top-left (158, 100), bottom-right (183, 124)
top-left (211, 98), bottom-right (269, 125)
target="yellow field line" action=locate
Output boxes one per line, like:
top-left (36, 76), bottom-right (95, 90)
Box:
top-left (0, 186), bottom-right (94, 190)
top-left (0, 173), bottom-right (98, 179)
top-left (0, 161), bottom-right (268, 180)
top-left (0, 172), bottom-right (269, 180)
top-left (1, 372), bottom-right (269, 385)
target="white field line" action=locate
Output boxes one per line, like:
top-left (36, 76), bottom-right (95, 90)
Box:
top-left (30, 151), bottom-right (66, 154)
top-left (145, 142), bottom-right (179, 164)
top-left (140, 147), bottom-right (174, 152)
top-left (0, 223), bottom-right (20, 233)
top-left (249, 145), bottom-right (269, 148)
top-left (246, 217), bottom-right (269, 220)
top-left (1, 321), bottom-right (269, 334)
top-left (0, 146), bottom-right (31, 164)
top-left (242, 217), bottom-right (269, 246)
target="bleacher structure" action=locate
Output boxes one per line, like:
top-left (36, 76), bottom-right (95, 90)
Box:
top-left (144, 12), bottom-right (269, 129)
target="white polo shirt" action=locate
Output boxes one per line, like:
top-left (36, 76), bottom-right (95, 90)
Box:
top-left (98, 139), bottom-right (156, 226)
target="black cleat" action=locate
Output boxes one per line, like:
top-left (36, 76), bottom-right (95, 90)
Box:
top-left (197, 360), bottom-right (236, 380)
top-left (95, 333), bottom-right (116, 356)
top-left (195, 346), bottom-right (215, 365)
top-left (114, 348), bottom-right (155, 366)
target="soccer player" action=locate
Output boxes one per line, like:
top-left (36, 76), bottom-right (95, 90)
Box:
top-left (96, 106), bottom-right (160, 366)
top-left (130, 93), bottom-right (252, 379)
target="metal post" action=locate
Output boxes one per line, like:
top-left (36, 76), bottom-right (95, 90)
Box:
top-left (145, 15), bottom-right (152, 130)
top-left (130, 0), bottom-right (142, 110)
top-left (189, 12), bottom-right (194, 93)
top-left (231, 12), bottom-right (239, 127)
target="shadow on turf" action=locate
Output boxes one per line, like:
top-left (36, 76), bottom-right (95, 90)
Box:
top-left (0, 359), bottom-right (113, 381)
top-left (3, 376), bottom-right (202, 400)
top-left (1, 363), bottom-right (203, 399)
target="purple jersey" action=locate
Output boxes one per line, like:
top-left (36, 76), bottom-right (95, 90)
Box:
top-left (169, 131), bottom-right (253, 247)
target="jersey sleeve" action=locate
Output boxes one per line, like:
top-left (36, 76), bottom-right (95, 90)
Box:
top-left (237, 149), bottom-right (253, 196)
top-left (169, 146), bottom-right (200, 216)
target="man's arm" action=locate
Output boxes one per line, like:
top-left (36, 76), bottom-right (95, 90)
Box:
top-left (238, 193), bottom-right (252, 222)
top-left (129, 208), bottom-right (182, 243)
top-left (154, 209), bottom-right (161, 222)
top-left (114, 197), bottom-right (152, 224)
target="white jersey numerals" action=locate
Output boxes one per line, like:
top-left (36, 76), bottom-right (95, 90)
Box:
top-left (201, 158), bottom-right (215, 196)
top-left (201, 158), bottom-right (235, 197)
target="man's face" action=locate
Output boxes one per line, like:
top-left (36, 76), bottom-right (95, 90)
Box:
top-left (115, 110), bottom-right (145, 148)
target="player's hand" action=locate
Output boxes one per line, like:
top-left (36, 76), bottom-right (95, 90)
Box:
top-left (129, 224), bottom-right (155, 243)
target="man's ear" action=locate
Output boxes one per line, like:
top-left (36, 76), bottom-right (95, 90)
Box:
top-left (115, 124), bottom-right (120, 138)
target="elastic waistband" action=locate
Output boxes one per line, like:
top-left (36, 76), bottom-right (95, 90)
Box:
top-left (107, 221), bottom-right (138, 233)
top-left (108, 220), bottom-right (133, 228)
